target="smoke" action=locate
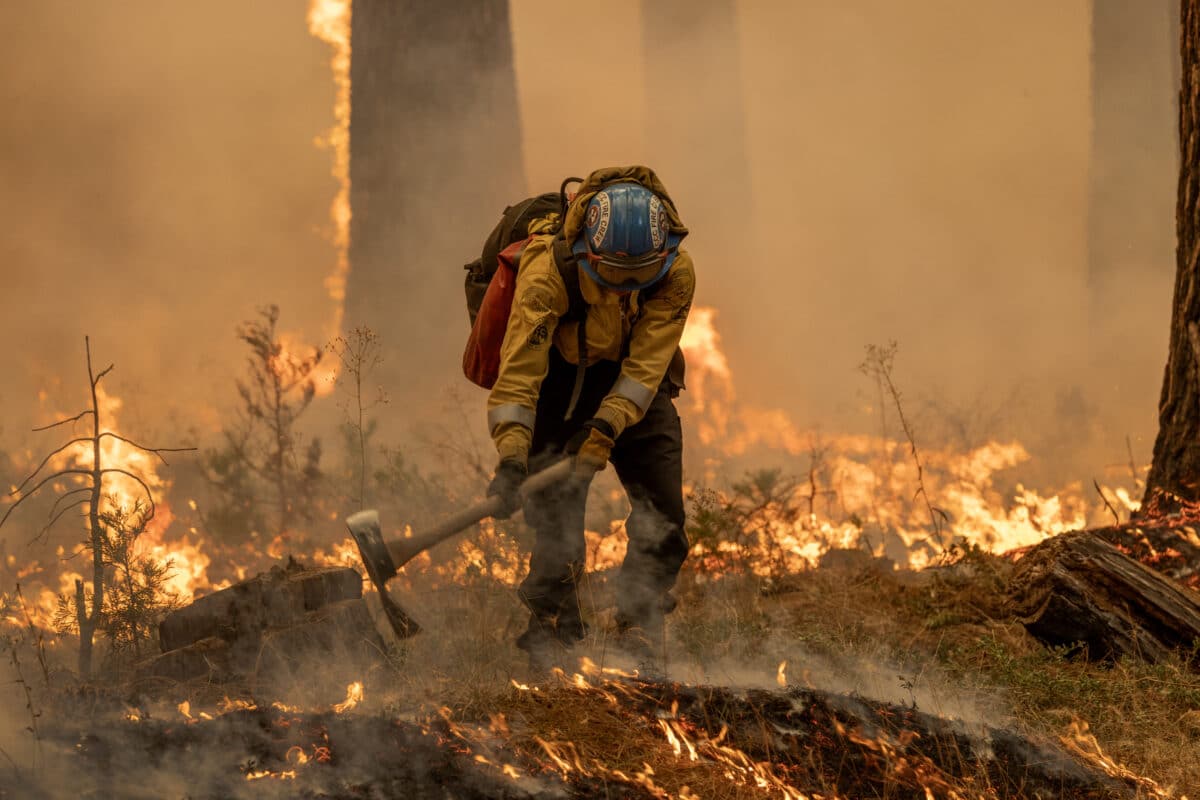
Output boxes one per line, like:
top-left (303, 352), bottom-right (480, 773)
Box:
top-left (0, 3), bottom-right (1180, 488)
top-left (0, 2), bottom-right (339, 446)
top-left (512, 0), bottom-right (1175, 481)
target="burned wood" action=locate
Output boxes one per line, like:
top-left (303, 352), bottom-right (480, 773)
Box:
top-left (1008, 531), bottom-right (1200, 663)
top-left (157, 563), bottom-right (363, 653)
top-left (142, 562), bottom-right (383, 687)
top-left (1090, 521), bottom-right (1200, 588)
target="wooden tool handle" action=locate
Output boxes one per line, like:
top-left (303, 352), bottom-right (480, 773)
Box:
top-left (383, 459), bottom-right (574, 567)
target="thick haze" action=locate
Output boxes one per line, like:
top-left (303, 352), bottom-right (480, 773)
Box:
top-left (0, 1), bottom-right (1177, 478)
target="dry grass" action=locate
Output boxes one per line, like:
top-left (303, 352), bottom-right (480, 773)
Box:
top-left (348, 543), bottom-right (1194, 797)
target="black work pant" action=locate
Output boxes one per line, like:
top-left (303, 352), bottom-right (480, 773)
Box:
top-left (519, 349), bottom-right (688, 629)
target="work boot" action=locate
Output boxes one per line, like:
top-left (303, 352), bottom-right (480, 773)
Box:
top-left (554, 610), bottom-right (589, 647)
top-left (516, 616), bottom-right (566, 678)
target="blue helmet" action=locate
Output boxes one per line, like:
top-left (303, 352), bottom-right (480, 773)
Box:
top-left (572, 182), bottom-right (681, 291)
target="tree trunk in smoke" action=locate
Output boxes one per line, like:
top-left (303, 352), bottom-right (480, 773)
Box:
top-left (640, 1), bottom-right (759, 383)
top-left (1145, 1), bottom-right (1200, 505)
top-left (347, 1), bottom-right (524, 410)
top-left (1087, 0), bottom-right (1177, 290)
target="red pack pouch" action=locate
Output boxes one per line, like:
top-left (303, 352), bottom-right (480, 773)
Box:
top-left (462, 239), bottom-right (528, 389)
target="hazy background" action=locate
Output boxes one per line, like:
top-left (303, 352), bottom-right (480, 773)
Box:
top-left (0, 0), bottom-right (1178, 481)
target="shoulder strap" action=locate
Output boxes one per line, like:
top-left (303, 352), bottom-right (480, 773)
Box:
top-left (551, 234), bottom-right (590, 420)
top-left (551, 235), bottom-right (587, 322)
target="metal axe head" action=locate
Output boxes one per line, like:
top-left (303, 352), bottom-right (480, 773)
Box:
top-left (346, 510), bottom-right (421, 638)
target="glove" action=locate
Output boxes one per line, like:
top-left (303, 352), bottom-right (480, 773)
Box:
top-left (565, 419), bottom-right (616, 478)
top-left (488, 458), bottom-right (528, 519)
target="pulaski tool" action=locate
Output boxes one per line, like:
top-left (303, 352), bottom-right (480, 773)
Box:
top-left (345, 459), bottom-right (574, 638)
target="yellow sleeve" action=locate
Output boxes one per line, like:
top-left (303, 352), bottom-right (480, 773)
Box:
top-left (595, 252), bottom-right (696, 437)
top-left (487, 238), bottom-right (569, 463)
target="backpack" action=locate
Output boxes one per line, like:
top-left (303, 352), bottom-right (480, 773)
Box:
top-left (461, 176), bottom-right (688, 400)
top-left (463, 179), bottom-right (586, 389)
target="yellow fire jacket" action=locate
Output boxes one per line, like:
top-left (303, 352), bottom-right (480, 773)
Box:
top-left (488, 167), bottom-right (695, 464)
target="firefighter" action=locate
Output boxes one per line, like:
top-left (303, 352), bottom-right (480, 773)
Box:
top-left (485, 166), bottom-right (695, 672)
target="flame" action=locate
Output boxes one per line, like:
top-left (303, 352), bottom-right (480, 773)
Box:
top-left (1059, 719), bottom-right (1173, 798)
top-left (306, 0), bottom-right (352, 339)
top-left (43, 385), bottom-right (166, 515)
top-left (332, 680), bottom-right (363, 713)
top-left (679, 306), bottom-right (736, 442)
top-left (276, 330), bottom-right (338, 398)
top-left (674, 311), bottom-right (1126, 570)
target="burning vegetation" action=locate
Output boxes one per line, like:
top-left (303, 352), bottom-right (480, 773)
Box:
top-left (1, 296), bottom-right (1193, 797)
top-left (7, 2), bottom-right (1200, 798)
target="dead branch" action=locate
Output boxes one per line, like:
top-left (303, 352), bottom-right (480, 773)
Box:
top-left (98, 432), bottom-right (196, 465)
top-left (46, 487), bottom-right (91, 519)
top-left (9, 438), bottom-right (92, 495)
top-left (14, 585), bottom-right (49, 687)
top-left (98, 469), bottom-right (158, 519)
top-left (30, 409), bottom-right (93, 433)
top-left (0, 469), bottom-right (93, 530)
top-left (31, 504), bottom-right (89, 545)
top-left (1094, 479), bottom-right (1122, 525)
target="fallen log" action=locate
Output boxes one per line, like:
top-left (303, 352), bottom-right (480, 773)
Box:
top-left (1008, 531), bottom-right (1200, 662)
top-left (1090, 522), bottom-right (1200, 589)
top-left (138, 560), bottom-right (385, 687)
top-left (158, 561), bottom-right (363, 653)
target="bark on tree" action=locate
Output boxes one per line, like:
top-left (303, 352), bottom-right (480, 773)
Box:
top-left (1008, 531), bottom-right (1200, 662)
top-left (1146, 1), bottom-right (1200, 504)
top-left (347, 0), bottom-right (524, 409)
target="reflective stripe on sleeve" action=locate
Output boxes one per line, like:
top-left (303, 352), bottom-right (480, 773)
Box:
top-left (612, 374), bottom-right (655, 411)
top-left (488, 404), bottom-right (536, 434)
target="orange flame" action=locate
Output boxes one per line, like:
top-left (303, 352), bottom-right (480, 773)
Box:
top-left (307, 0), bottom-right (353, 339)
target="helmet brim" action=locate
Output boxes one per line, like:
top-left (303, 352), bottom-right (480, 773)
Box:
top-left (572, 236), bottom-right (679, 291)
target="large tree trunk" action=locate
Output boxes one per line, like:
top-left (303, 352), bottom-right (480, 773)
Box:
top-left (1146, 1), bottom-right (1200, 504)
top-left (347, 1), bottom-right (524, 411)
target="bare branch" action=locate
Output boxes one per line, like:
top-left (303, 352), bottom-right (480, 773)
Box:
top-left (1094, 479), bottom-right (1122, 526)
top-left (31, 410), bottom-right (93, 433)
top-left (0, 470), bottom-right (93, 530)
top-left (47, 487), bottom-right (91, 519)
top-left (92, 364), bottom-right (114, 387)
top-left (97, 432), bottom-right (196, 465)
top-left (98, 469), bottom-right (157, 519)
top-left (29, 502), bottom-right (89, 546)
top-left (9, 438), bottom-right (92, 496)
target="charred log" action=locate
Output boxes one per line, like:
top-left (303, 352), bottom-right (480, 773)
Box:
top-left (1090, 520), bottom-right (1200, 588)
top-left (1008, 531), bottom-right (1200, 662)
top-left (157, 562), bottom-right (362, 653)
top-left (139, 561), bottom-right (384, 688)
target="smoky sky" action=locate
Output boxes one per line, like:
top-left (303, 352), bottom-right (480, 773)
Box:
top-left (0, 0), bottom-right (1178, 478)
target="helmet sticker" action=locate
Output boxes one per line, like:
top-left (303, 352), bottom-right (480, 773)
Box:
top-left (590, 192), bottom-right (611, 250)
top-left (586, 203), bottom-right (600, 229)
top-left (649, 195), bottom-right (666, 251)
